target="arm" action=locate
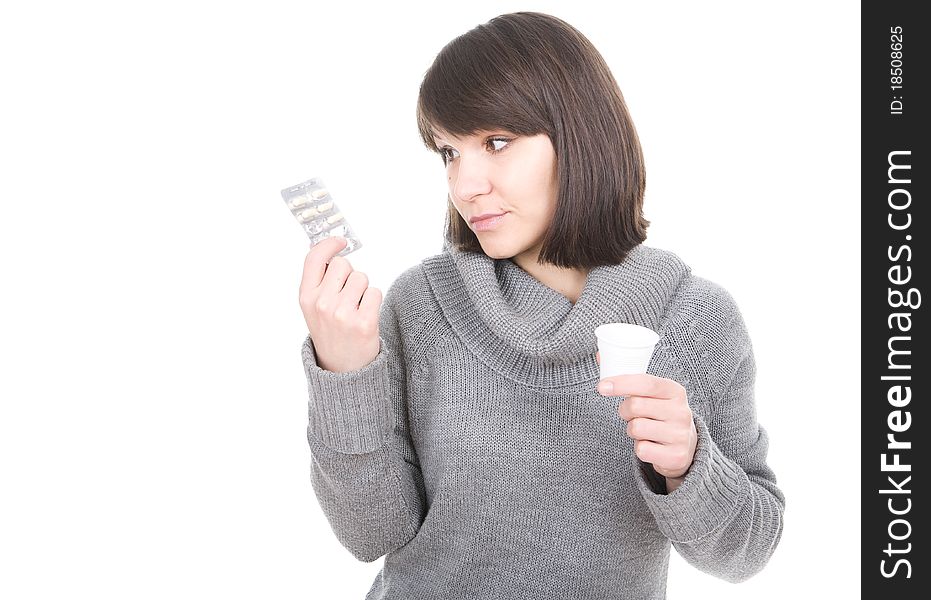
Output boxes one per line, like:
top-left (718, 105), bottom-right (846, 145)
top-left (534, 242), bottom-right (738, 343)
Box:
top-left (302, 270), bottom-right (427, 562)
top-left (635, 286), bottom-right (785, 583)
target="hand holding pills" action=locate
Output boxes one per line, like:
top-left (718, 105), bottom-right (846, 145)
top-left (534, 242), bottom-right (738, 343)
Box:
top-left (596, 352), bottom-right (698, 488)
top-left (299, 236), bottom-right (383, 373)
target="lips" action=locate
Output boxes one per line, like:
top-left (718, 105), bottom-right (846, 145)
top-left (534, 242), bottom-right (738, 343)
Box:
top-left (471, 212), bottom-right (507, 232)
top-left (469, 212), bottom-right (507, 223)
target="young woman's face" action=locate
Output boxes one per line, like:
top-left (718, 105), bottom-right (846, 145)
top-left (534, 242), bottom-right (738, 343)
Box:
top-left (433, 129), bottom-right (558, 264)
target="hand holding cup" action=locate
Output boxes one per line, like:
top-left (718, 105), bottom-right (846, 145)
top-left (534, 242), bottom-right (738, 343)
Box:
top-left (595, 324), bottom-right (698, 489)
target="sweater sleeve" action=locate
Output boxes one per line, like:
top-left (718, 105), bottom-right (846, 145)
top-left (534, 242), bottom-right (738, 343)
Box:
top-left (633, 284), bottom-right (785, 583)
top-left (301, 270), bottom-right (427, 563)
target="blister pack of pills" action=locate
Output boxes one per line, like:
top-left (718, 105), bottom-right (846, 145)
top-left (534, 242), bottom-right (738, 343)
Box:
top-left (280, 177), bottom-right (362, 257)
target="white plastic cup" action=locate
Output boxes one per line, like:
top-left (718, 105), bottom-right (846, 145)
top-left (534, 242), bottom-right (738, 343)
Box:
top-left (594, 323), bottom-right (659, 379)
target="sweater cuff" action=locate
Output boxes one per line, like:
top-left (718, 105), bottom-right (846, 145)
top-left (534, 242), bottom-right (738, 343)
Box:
top-left (301, 333), bottom-right (394, 454)
top-left (635, 413), bottom-right (750, 543)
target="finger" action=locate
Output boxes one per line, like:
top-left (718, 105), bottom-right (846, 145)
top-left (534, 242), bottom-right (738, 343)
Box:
top-left (338, 270), bottom-right (369, 310)
top-left (618, 395), bottom-right (679, 422)
top-left (600, 373), bottom-right (684, 400)
top-left (318, 255), bottom-right (353, 298)
top-left (358, 285), bottom-right (383, 319)
top-left (633, 439), bottom-right (664, 465)
top-left (596, 351), bottom-right (600, 365)
top-left (634, 440), bottom-right (692, 475)
top-left (301, 236), bottom-right (349, 290)
top-left (625, 417), bottom-right (682, 444)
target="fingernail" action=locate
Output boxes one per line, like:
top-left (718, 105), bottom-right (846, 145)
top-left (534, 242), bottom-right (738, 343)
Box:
top-left (598, 381), bottom-right (613, 394)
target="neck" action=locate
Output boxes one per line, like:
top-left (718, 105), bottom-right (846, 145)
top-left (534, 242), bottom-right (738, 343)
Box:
top-left (513, 251), bottom-right (590, 305)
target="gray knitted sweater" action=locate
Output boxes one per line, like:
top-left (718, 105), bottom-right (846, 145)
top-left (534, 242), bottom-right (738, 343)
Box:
top-left (301, 243), bottom-right (785, 599)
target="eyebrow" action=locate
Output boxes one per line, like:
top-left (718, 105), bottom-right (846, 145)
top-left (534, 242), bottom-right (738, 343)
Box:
top-left (433, 130), bottom-right (509, 145)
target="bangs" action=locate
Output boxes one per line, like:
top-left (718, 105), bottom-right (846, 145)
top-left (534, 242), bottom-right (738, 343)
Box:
top-left (416, 24), bottom-right (552, 156)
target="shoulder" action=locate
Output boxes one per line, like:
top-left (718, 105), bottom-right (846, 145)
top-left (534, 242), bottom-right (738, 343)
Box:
top-left (627, 244), bottom-right (739, 328)
top-left (669, 273), bottom-right (744, 331)
top-left (382, 260), bottom-right (434, 322)
top-left (386, 261), bottom-right (431, 299)
top-left (635, 243), bottom-right (692, 274)
top-left (380, 257), bottom-right (445, 353)
top-left (663, 272), bottom-right (754, 396)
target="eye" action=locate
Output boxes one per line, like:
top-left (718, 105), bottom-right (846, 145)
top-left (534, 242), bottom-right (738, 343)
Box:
top-left (438, 146), bottom-right (456, 164)
top-left (487, 137), bottom-right (511, 153)
top-left (439, 136), bottom-right (513, 165)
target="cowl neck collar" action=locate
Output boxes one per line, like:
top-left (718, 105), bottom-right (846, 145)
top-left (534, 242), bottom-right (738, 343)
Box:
top-left (421, 243), bottom-right (691, 388)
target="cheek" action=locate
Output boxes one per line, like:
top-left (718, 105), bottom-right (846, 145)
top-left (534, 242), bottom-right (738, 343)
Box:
top-left (534, 192), bottom-right (558, 224)
top-left (446, 198), bottom-right (464, 219)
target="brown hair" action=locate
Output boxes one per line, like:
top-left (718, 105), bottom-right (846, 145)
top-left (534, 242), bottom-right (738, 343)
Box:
top-left (416, 11), bottom-right (650, 269)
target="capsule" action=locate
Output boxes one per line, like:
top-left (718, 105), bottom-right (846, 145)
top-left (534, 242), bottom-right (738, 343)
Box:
top-left (289, 195), bottom-right (311, 209)
top-left (298, 208), bottom-right (319, 222)
top-left (311, 188), bottom-right (329, 200)
top-left (326, 212), bottom-right (345, 224)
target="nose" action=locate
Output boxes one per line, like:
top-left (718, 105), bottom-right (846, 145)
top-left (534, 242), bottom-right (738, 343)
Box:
top-left (450, 153), bottom-right (492, 204)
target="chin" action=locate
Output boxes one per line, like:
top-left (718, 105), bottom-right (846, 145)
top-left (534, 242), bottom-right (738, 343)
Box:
top-left (481, 249), bottom-right (512, 260)
top-left (477, 241), bottom-right (515, 260)
top-left (480, 241), bottom-right (531, 262)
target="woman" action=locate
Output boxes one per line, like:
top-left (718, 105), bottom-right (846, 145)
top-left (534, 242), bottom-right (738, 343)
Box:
top-left (298, 11), bottom-right (784, 599)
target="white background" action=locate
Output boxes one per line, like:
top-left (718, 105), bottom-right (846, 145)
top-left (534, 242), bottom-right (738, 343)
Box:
top-left (0, 1), bottom-right (859, 598)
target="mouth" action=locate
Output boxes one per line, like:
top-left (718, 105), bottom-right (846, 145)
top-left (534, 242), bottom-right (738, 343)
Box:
top-left (469, 212), bottom-right (508, 224)
top-left (470, 212), bottom-right (508, 232)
